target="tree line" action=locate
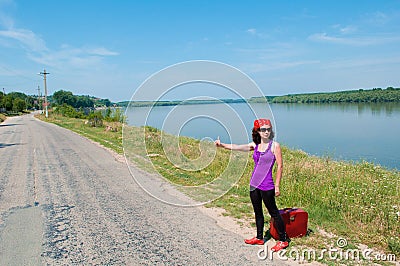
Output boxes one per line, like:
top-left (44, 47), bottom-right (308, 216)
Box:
top-left (0, 89), bottom-right (113, 114)
top-left (269, 87), bottom-right (400, 103)
top-left (0, 92), bottom-right (36, 113)
top-left (119, 98), bottom-right (247, 107)
top-left (50, 90), bottom-right (124, 125)
top-left (121, 87), bottom-right (400, 106)
top-left (52, 90), bottom-right (112, 108)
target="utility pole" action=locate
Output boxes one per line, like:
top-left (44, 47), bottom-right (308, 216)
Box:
top-left (39, 69), bottom-right (50, 117)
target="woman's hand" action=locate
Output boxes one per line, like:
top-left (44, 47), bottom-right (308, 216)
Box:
top-left (275, 187), bottom-right (280, 197)
top-left (214, 137), bottom-right (223, 147)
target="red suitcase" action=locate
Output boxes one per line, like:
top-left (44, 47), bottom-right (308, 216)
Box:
top-left (270, 208), bottom-right (308, 240)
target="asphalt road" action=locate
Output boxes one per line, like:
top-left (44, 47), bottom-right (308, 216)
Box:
top-left (0, 114), bottom-right (289, 265)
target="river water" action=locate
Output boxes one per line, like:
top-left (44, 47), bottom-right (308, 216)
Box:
top-left (125, 102), bottom-right (400, 170)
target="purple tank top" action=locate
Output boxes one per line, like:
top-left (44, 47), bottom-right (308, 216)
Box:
top-left (250, 141), bottom-right (276, 191)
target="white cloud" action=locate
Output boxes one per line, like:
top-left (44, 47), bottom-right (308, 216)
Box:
top-left (0, 0), bottom-right (14, 5)
top-left (339, 25), bottom-right (358, 34)
top-left (321, 56), bottom-right (400, 69)
top-left (0, 28), bottom-right (47, 52)
top-left (308, 32), bottom-right (400, 46)
top-left (0, 0), bottom-right (15, 28)
top-left (87, 47), bottom-right (119, 56)
top-left (240, 60), bottom-right (320, 73)
top-left (247, 28), bottom-right (257, 35)
top-left (28, 46), bottom-right (114, 69)
top-left (0, 25), bottom-right (118, 70)
top-left (340, 26), bottom-right (357, 34)
top-left (369, 11), bottom-right (389, 25)
top-left (331, 24), bottom-right (357, 34)
top-left (234, 43), bottom-right (304, 60)
top-left (246, 28), bottom-right (269, 39)
top-left (0, 12), bottom-right (14, 29)
top-left (0, 1), bottom-right (119, 70)
top-left (246, 28), bottom-right (268, 39)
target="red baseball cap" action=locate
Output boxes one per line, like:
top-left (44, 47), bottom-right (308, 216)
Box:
top-left (253, 119), bottom-right (272, 129)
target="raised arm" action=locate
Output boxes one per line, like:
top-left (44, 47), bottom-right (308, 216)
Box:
top-left (214, 138), bottom-right (255, 152)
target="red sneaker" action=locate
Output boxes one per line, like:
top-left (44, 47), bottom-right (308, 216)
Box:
top-left (271, 241), bottom-right (289, 252)
top-left (244, 237), bottom-right (264, 245)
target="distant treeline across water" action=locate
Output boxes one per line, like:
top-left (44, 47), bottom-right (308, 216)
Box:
top-left (119, 87), bottom-right (400, 107)
top-left (264, 86), bottom-right (400, 104)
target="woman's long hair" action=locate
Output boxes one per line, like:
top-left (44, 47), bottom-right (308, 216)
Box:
top-left (252, 128), bottom-right (275, 144)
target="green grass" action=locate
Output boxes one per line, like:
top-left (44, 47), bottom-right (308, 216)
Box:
top-left (37, 113), bottom-right (400, 260)
top-left (37, 114), bottom-right (123, 154)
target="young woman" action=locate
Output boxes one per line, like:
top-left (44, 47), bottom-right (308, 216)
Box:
top-left (214, 118), bottom-right (289, 251)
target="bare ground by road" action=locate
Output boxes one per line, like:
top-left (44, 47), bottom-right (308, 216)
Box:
top-left (0, 114), bottom-right (295, 265)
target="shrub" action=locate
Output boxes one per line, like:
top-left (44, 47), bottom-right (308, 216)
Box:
top-left (104, 107), bottom-right (126, 123)
top-left (87, 111), bottom-right (103, 127)
top-left (0, 113), bottom-right (6, 122)
top-left (53, 104), bottom-right (85, 118)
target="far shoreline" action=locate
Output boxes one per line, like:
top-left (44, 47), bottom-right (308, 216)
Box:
top-left (117, 87), bottom-right (400, 107)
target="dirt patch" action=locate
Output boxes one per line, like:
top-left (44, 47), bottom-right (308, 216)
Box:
top-left (198, 206), bottom-right (254, 239)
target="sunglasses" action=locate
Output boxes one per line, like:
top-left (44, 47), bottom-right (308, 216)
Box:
top-left (258, 127), bottom-right (272, 133)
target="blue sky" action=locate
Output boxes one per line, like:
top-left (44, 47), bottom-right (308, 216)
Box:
top-left (0, 0), bottom-right (399, 102)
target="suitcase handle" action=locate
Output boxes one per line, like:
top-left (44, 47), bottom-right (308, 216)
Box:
top-left (282, 207), bottom-right (297, 213)
top-left (282, 208), bottom-right (297, 221)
